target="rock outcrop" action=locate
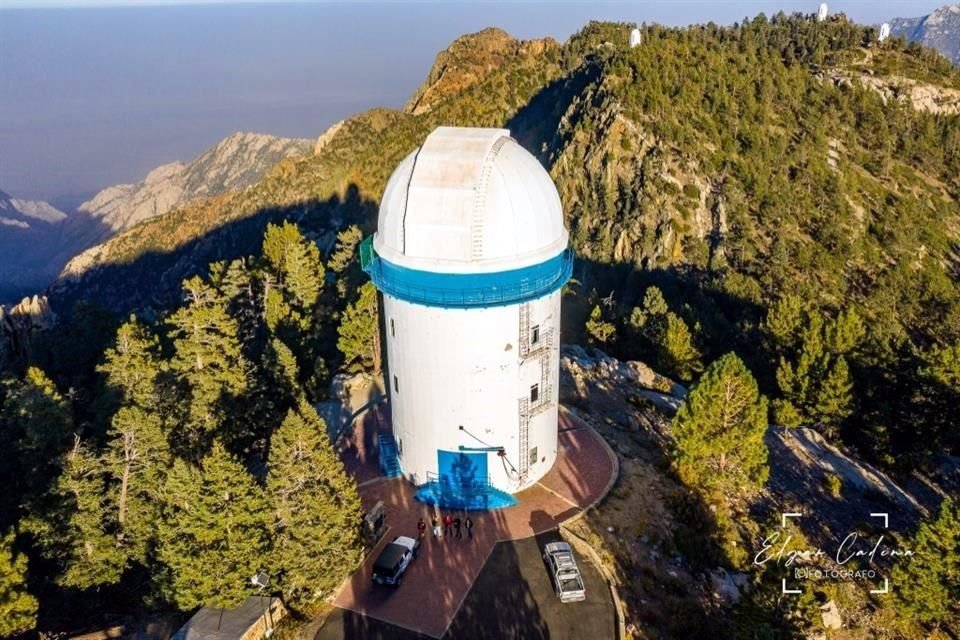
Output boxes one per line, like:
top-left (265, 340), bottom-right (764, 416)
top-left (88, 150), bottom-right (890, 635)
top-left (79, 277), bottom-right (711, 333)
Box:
top-left (405, 27), bottom-right (558, 115)
top-left (0, 294), bottom-right (56, 366)
top-left (825, 69), bottom-right (960, 115)
top-left (560, 344), bottom-right (686, 399)
top-left (768, 426), bottom-right (923, 513)
top-left (314, 120), bottom-right (345, 155)
top-left (561, 346), bottom-right (930, 538)
top-left (820, 600), bottom-right (843, 630)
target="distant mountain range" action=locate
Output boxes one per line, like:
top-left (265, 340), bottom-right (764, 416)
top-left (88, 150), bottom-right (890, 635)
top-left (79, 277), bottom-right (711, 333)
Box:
top-left (76, 132), bottom-right (313, 236)
top-left (0, 191), bottom-right (74, 303)
top-left (891, 4), bottom-right (960, 64)
top-left (0, 132), bottom-right (312, 303)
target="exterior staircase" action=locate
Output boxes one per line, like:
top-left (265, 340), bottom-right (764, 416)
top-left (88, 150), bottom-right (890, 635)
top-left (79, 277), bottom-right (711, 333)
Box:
top-left (377, 433), bottom-right (403, 478)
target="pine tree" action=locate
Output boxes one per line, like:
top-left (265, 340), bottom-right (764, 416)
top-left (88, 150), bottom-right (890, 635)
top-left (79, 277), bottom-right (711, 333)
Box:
top-left (890, 498), bottom-right (959, 625)
top-left (672, 353), bottom-right (769, 493)
top-left (763, 293), bottom-right (806, 351)
top-left (337, 282), bottom-right (381, 373)
top-left (328, 225), bottom-right (364, 300)
top-left (167, 276), bottom-right (249, 450)
top-left (0, 531), bottom-right (38, 637)
top-left (814, 355), bottom-right (854, 436)
top-left (103, 406), bottom-right (170, 565)
top-left (262, 337), bottom-right (301, 409)
top-left (659, 312), bottom-right (703, 382)
top-left (53, 440), bottom-right (127, 589)
top-left (1, 367), bottom-right (73, 506)
top-left (209, 258), bottom-right (263, 348)
top-left (96, 317), bottom-right (162, 410)
top-left (772, 306), bottom-right (860, 437)
top-left (771, 398), bottom-right (803, 428)
top-left (156, 442), bottom-right (271, 611)
top-left (921, 342), bottom-right (960, 390)
top-left (261, 221), bottom-right (324, 333)
top-left (267, 401), bottom-right (362, 606)
top-left (825, 308), bottom-right (865, 354)
top-left (586, 305), bottom-right (616, 345)
top-left (643, 286), bottom-right (669, 316)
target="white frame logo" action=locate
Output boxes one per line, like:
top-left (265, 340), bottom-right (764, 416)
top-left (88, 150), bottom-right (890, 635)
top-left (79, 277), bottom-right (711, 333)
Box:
top-left (777, 511), bottom-right (893, 595)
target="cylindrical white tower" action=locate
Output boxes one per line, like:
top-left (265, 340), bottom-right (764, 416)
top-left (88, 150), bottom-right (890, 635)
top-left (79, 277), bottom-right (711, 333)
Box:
top-left (361, 127), bottom-right (571, 509)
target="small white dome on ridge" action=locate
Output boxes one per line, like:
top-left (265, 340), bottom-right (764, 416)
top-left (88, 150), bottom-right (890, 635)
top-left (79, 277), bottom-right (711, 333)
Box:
top-left (374, 126), bottom-right (568, 274)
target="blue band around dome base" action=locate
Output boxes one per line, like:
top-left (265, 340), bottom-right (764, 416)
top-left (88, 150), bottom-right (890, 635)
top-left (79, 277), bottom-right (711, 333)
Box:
top-left (360, 236), bottom-right (573, 309)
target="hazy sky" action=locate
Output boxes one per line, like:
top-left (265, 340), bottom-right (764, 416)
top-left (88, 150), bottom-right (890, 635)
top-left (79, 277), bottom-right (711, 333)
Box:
top-left (0, 1), bottom-right (948, 204)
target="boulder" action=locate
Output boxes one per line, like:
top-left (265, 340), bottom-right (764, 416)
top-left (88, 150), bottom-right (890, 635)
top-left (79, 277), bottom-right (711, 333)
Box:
top-left (709, 568), bottom-right (743, 603)
top-left (820, 600), bottom-right (842, 630)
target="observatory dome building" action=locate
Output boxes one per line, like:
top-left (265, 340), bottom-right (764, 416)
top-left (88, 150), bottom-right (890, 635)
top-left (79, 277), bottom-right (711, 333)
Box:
top-left (361, 126), bottom-right (572, 509)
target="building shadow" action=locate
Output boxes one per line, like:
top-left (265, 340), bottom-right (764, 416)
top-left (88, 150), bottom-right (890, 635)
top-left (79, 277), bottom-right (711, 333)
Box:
top-left (443, 510), bottom-right (552, 640)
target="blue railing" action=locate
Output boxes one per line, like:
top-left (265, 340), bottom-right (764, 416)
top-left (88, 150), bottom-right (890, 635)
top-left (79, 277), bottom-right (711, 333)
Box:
top-left (360, 236), bottom-right (573, 309)
top-left (415, 471), bottom-right (517, 510)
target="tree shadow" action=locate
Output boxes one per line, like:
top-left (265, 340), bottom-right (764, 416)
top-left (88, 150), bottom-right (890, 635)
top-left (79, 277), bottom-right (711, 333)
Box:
top-left (506, 59), bottom-right (602, 165)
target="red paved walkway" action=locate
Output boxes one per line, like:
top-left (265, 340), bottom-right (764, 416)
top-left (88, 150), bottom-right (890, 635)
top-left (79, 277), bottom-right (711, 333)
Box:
top-left (332, 408), bottom-right (617, 638)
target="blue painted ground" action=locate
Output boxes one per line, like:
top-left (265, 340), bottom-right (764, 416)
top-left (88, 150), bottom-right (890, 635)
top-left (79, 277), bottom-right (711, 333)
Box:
top-left (414, 479), bottom-right (517, 511)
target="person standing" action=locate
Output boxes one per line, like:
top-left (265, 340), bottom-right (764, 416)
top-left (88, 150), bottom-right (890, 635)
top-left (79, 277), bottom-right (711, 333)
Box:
top-left (417, 517), bottom-right (426, 540)
top-left (443, 513), bottom-right (453, 537)
top-left (432, 515), bottom-right (442, 538)
top-left (465, 515), bottom-right (474, 539)
top-left (454, 516), bottom-right (462, 539)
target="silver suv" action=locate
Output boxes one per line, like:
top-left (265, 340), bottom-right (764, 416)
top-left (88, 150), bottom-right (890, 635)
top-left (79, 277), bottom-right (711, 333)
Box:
top-left (543, 541), bottom-right (586, 603)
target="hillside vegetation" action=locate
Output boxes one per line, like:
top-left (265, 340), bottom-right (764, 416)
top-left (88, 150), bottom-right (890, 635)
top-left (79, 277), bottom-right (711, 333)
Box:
top-left (1, 12), bottom-right (958, 638)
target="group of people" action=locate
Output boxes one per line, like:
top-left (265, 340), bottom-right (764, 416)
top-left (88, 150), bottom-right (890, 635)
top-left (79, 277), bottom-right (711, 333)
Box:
top-left (417, 513), bottom-right (474, 540)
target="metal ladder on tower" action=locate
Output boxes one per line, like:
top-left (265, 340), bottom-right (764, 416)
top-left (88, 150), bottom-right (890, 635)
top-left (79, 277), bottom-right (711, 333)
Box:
top-left (531, 328), bottom-right (554, 417)
top-left (518, 303), bottom-right (531, 358)
top-left (517, 397), bottom-right (530, 482)
top-left (471, 136), bottom-right (508, 261)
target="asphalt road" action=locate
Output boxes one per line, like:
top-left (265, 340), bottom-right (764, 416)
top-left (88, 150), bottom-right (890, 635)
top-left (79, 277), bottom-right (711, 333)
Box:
top-left (316, 530), bottom-right (616, 640)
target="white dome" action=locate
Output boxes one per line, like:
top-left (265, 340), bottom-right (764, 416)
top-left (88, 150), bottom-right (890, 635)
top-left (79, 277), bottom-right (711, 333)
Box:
top-left (374, 127), bottom-right (568, 274)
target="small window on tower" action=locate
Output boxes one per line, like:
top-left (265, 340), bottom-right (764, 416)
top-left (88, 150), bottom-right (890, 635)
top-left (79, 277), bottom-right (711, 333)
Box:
top-left (530, 384), bottom-right (539, 403)
top-left (390, 318), bottom-right (395, 337)
top-left (531, 324), bottom-right (540, 345)
top-left (529, 446), bottom-right (538, 467)
top-left (394, 375), bottom-right (399, 393)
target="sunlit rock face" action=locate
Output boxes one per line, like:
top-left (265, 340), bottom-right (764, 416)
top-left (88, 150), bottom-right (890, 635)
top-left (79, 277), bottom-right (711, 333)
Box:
top-left (78, 132), bottom-right (313, 234)
top-left (891, 4), bottom-right (960, 64)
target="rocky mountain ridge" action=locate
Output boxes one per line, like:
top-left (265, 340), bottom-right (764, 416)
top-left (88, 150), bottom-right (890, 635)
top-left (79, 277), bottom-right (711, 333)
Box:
top-left (0, 190), bottom-right (67, 228)
top-left (404, 27), bottom-right (558, 116)
top-left (76, 131), bottom-right (313, 238)
top-left (48, 21), bottom-right (960, 319)
top-left (891, 4), bottom-right (960, 64)
top-left (0, 132), bottom-right (312, 303)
